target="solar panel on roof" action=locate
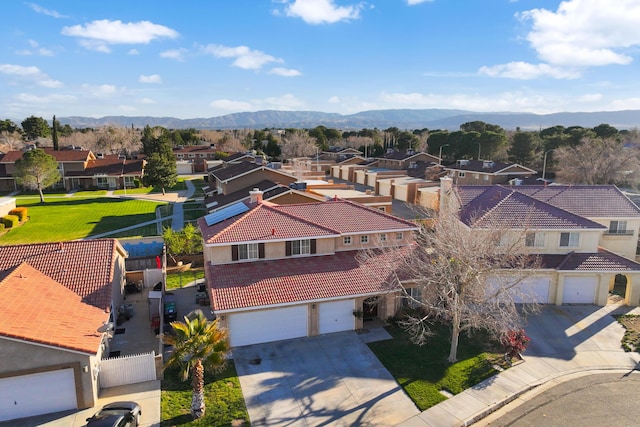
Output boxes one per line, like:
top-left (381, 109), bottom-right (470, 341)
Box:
top-left (204, 202), bottom-right (249, 226)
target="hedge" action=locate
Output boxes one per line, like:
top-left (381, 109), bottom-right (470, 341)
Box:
top-left (0, 223), bottom-right (4, 233)
top-left (9, 207), bottom-right (28, 221)
top-left (2, 215), bottom-right (19, 228)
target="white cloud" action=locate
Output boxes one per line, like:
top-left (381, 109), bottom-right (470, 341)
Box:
top-left (281, 0), bottom-right (364, 24)
top-left (200, 44), bottom-right (282, 70)
top-left (81, 83), bottom-right (119, 98)
top-left (610, 97), bottom-right (640, 110)
top-left (210, 99), bottom-right (255, 112)
top-left (518, 0), bottom-right (640, 67)
top-left (328, 96), bottom-right (341, 103)
top-left (578, 93), bottom-right (603, 103)
top-left (269, 67), bottom-right (302, 77)
top-left (139, 74), bottom-right (162, 84)
top-left (160, 48), bottom-right (188, 61)
top-left (14, 40), bottom-right (54, 56)
top-left (210, 94), bottom-right (305, 113)
top-left (15, 93), bottom-right (76, 104)
top-left (478, 62), bottom-right (580, 80)
top-left (61, 20), bottom-right (179, 51)
top-left (407, 0), bottom-right (433, 5)
top-left (128, 49), bottom-right (140, 55)
top-left (138, 98), bottom-right (155, 104)
top-left (0, 64), bottom-right (62, 87)
top-left (26, 2), bottom-right (68, 18)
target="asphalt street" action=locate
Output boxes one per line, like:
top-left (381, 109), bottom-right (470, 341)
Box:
top-left (482, 371), bottom-right (640, 427)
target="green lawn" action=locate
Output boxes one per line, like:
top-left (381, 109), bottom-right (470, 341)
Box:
top-left (114, 181), bottom-right (187, 195)
top-left (166, 268), bottom-right (205, 290)
top-left (368, 323), bottom-right (503, 410)
top-left (161, 363), bottom-right (248, 426)
top-left (0, 197), bottom-right (167, 244)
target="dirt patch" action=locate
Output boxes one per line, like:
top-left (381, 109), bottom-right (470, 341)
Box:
top-left (615, 315), bottom-right (640, 352)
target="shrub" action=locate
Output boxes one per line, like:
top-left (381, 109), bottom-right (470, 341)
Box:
top-left (0, 223), bottom-right (4, 233)
top-left (133, 178), bottom-right (141, 188)
top-left (2, 215), bottom-right (20, 228)
top-left (9, 207), bottom-right (28, 221)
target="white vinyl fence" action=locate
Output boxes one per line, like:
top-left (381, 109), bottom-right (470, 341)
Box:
top-left (99, 351), bottom-right (157, 389)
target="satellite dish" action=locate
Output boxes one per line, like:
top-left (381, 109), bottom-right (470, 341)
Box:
top-left (97, 322), bottom-right (114, 333)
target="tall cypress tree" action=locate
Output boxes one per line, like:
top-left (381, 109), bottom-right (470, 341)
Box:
top-left (52, 115), bottom-right (59, 151)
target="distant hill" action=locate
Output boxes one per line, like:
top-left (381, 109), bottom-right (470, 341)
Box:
top-left (59, 109), bottom-right (640, 131)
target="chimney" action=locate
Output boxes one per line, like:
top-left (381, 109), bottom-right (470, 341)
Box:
top-left (249, 188), bottom-right (263, 204)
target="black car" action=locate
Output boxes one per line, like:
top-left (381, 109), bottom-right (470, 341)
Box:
top-left (85, 401), bottom-right (141, 427)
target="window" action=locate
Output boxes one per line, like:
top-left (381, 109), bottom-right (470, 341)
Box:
top-left (124, 176), bottom-right (135, 187)
top-left (96, 177), bottom-right (108, 187)
top-left (458, 171), bottom-right (466, 178)
top-left (559, 232), bottom-right (579, 248)
top-left (200, 153), bottom-right (207, 158)
top-left (609, 220), bottom-right (628, 234)
top-left (378, 207), bottom-right (386, 212)
top-left (343, 236), bottom-right (352, 245)
top-left (292, 239), bottom-right (310, 255)
top-left (286, 239), bottom-right (316, 256)
top-left (483, 174), bottom-right (489, 181)
top-left (176, 154), bottom-right (184, 158)
top-left (379, 233), bottom-right (387, 242)
top-left (525, 232), bottom-right (545, 248)
top-left (396, 232), bottom-right (403, 240)
top-left (188, 153), bottom-right (195, 158)
top-left (404, 287), bottom-right (422, 308)
top-left (238, 243), bottom-right (259, 260)
top-left (474, 173), bottom-right (480, 180)
top-left (360, 235), bottom-right (369, 244)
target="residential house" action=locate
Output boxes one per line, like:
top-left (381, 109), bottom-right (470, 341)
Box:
top-left (0, 148), bottom-right (144, 192)
top-left (376, 149), bottom-right (440, 170)
top-left (444, 179), bottom-right (640, 306)
top-left (444, 159), bottom-right (536, 185)
top-left (207, 161), bottom-right (297, 196)
top-left (0, 239), bottom-right (128, 421)
top-left (198, 192), bottom-right (418, 347)
top-left (306, 183), bottom-right (393, 213)
top-left (173, 144), bottom-right (220, 174)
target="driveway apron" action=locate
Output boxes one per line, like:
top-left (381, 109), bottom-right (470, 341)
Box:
top-left (234, 331), bottom-right (419, 426)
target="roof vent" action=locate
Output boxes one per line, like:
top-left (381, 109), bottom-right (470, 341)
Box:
top-left (96, 152), bottom-right (104, 159)
top-left (458, 159), bottom-right (470, 166)
top-left (483, 161), bottom-right (494, 168)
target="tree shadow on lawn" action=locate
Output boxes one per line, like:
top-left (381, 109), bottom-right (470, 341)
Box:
top-left (161, 362), bottom-right (248, 427)
top-left (369, 323), bottom-right (504, 410)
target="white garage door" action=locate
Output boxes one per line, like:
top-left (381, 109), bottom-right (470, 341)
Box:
top-left (319, 299), bottom-right (354, 335)
top-left (0, 368), bottom-right (77, 422)
top-left (563, 276), bottom-right (597, 304)
top-left (486, 276), bottom-right (550, 304)
top-left (514, 277), bottom-right (551, 303)
top-left (228, 305), bottom-right (308, 347)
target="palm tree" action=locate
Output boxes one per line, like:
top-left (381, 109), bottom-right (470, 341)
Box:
top-left (164, 309), bottom-right (229, 419)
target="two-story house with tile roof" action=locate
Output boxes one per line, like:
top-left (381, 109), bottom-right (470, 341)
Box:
top-left (376, 149), bottom-right (440, 170)
top-left (444, 159), bottom-right (536, 185)
top-left (207, 161), bottom-right (298, 196)
top-left (198, 191), bottom-right (419, 347)
top-left (0, 239), bottom-right (128, 422)
top-left (0, 148), bottom-right (145, 192)
top-left (443, 179), bottom-right (640, 306)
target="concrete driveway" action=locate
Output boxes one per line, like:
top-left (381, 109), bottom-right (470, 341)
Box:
top-left (233, 331), bottom-right (420, 426)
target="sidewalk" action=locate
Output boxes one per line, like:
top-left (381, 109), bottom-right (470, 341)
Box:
top-left (397, 304), bottom-right (640, 427)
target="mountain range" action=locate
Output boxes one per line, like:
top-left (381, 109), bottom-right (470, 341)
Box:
top-left (59, 109), bottom-right (640, 131)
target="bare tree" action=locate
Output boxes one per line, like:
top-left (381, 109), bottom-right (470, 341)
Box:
top-left (280, 129), bottom-right (318, 160)
top-left (361, 189), bottom-right (539, 363)
top-left (554, 137), bottom-right (640, 185)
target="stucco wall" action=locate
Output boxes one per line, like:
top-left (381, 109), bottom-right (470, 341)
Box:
top-left (0, 338), bottom-right (96, 409)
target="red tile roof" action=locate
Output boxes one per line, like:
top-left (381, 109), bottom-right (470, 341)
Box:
top-left (65, 155), bottom-right (144, 177)
top-left (0, 148), bottom-right (92, 163)
top-left (208, 248), bottom-right (413, 311)
top-left (459, 186), bottom-right (606, 229)
top-left (199, 199), bottom-right (418, 244)
top-left (0, 239), bottom-right (125, 310)
top-left (459, 185), bottom-right (640, 218)
top-left (557, 248), bottom-right (640, 271)
top-left (0, 263), bottom-right (108, 354)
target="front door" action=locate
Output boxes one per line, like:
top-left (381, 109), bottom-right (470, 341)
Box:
top-left (363, 297), bottom-right (378, 321)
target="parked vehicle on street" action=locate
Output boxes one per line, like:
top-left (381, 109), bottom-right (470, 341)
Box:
top-left (164, 292), bottom-right (177, 322)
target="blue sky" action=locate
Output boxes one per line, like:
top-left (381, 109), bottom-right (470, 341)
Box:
top-left (2, 0), bottom-right (640, 120)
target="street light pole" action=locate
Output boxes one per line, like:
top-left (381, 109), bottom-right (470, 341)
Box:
top-left (438, 144), bottom-right (449, 165)
top-left (542, 149), bottom-right (555, 181)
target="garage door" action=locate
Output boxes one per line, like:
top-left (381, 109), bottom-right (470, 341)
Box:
top-left (228, 305), bottom-right (308, 347)
top-left (514, 277), bottom-right (550, 303)
top-left (486, 276), bottom-right (550, 304)
top-left (319, 299), bottom-right (354, 335)
top-left (563, 276), bottom-right (597, 304)
top-left (0, 368), bottom-right (77, 422)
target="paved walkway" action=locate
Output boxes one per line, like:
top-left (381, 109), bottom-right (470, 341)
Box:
top-left (398, 304), bottom-right (640, 427)
top-left (170, 179), bottom-right (196, 231)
